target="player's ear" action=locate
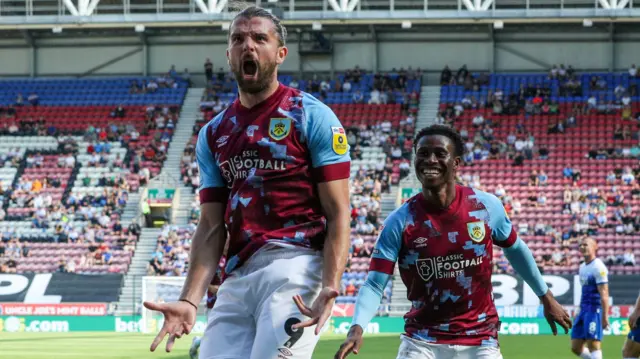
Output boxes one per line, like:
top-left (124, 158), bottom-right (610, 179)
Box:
top-left (226, 48), bottom-right (230, 66)
top-left (453, 156), bottom-right (461, 170)
top-left (276, 46), bottom-right (288, 65)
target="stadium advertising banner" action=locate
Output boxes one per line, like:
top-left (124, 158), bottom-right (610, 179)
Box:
top-left (0, 303), bottom-right (107, 316)
top-left (329, 317), bottom-right (635, 337)
top-left (331, 274), bottom-right (639, 317)
top-left (491, 274), bottom-right (638, 306)
top-left (0, 273), bottom-right (123, 304)
top-left (0, 316), bottom-right (634, 336)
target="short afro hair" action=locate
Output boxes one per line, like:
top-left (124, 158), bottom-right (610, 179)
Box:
top-left (413, 124), bottom-right (464, 158)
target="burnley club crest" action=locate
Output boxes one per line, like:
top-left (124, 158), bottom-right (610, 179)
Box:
top-left (268, 118), bottom-right (291, 141)
top-left (467, 221), bottom-right (486, 243)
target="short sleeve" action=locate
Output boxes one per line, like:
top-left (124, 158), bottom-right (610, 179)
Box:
top-left (594, 260), bottom-right (608, 285)
top-left (369, 205), bottom-right (406, 275)
top-left (303, 95), bottom-right (351, 182)
top-left (472, 189), bottom-right (518, 248)
top-left (196, 119), bottom-right (229, 203)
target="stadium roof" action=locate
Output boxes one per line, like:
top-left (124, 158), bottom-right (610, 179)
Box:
top-left (0, 0), bottom-right (638, 31)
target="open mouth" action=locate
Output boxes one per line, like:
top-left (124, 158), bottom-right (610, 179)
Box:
top-left (242, 59), bottom-right (258, 77)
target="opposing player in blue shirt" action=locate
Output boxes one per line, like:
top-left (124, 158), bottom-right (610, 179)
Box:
top-left (571, 237), bottom-right (610, 359)
top-left (623, 290), bottom-right (640, 359)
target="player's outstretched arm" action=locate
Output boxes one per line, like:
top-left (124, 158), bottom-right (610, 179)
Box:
top-left (294, 178), bottom-right (351, 335)
top-left (335, 271), bottom-right (391, 359)
top-left (144, 202), bottom-right (227, 353)
top-left (144, 120), bottom-right (229, 353)
top-left (293, 102), bottom-right (352, 335)
top-left (335, 207), bottom-right (403, 359)
top-left (501, 238), bottom-right (572, 334)
top-left (478, 191), bottom-right (572, 335)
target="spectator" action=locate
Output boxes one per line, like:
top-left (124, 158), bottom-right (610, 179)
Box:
top-left (28, 93), bottom-right (39, 106)
top-left (352, 90), bottom-right (364, 104)
top-left (204, 58), bottom-right (213, 80)
top-left (623, 249), bottom-right (636, 266)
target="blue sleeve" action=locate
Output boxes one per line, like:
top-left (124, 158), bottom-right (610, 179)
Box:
top-left (503, 239), bottom-right (549, 297)
top-left (196, 116), bottom-right (228, 203)
top-left (352, 271), bottom-right (391, 329)
top-left (302, 95), bottom-right (351, 179)
top-left (472, 189), bottom-right (518, 248)
top-left (369, 205), bottom-right (407, 273)
top-left (349, 205), bottom-right (406, 329)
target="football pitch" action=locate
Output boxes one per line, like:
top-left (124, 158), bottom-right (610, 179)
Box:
top-left (0, 333), bottom-right (628, 359)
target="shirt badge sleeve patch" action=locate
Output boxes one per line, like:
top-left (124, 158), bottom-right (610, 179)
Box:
top-left (331, 126), bottom-right (348, 155)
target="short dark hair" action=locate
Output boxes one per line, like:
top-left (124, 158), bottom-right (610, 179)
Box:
top-left (413, 124), bottom-right (464, 158)
top-left (229, 3), bottom-right (287, 47)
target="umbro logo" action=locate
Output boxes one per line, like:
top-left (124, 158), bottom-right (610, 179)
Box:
top-left (414, 237), bottom-right (428, 248)
top-left (216, 135), bottom-right (229, 147)
top-left (278, 348), bottom-right (293, 357)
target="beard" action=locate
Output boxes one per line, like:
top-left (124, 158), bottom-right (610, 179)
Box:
top-left (231, 58), bottom-right (277, 94)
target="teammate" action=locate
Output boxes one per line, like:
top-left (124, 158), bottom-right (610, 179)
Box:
top-left (189, 256), bottom-right (226, 359)
top-left (623, 290), bottom-right (640, 359)
top-left (144, 5), bottom-right (352, 359)
top-left (571, 237), bottom-right (609, 359)
top-left (335, 125), bottom-right (571, 359)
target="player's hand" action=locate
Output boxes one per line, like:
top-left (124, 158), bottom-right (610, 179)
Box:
top-left (603, 316), bottom-right (610, 331)
top-left (292, 287), bottom-right (340, 335)
top-left (334, 324), bottom-right (364, 359)
top-left (143, 300), bottom-right (197, 353)
top-left (540, 291), bottom-right (572, 335)
top-left (629, 309), bottom-right (639, 330)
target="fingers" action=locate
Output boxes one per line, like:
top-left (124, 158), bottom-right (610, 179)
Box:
top-left (547, 317), bottom-right (558, 336)
top-left (143, 301), bottom-right (165, 312)
top-left (315, 310), bottom-right (332, 336)
top-left (150, 327), bottom-right (168, 352)
top-left (165, 331), bottom-right (183, 353)
top-left (558, 317), bottom-right (571, 334)
top-left (292, 295), bottom-right (313, 317)
top-left (182, 322), bottom-right (193, 335)
top-left (293, 317), bottom-right (319, 330)
top-left (353, 337), bottom-right (363, 354)
top-left (335, 341), bottom-right (355, 359)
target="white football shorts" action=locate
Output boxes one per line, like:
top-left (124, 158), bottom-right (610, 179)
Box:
top-left (199, 244), bottom-right (324, 359)
top-left (396, 335), bottom-right (504, 359)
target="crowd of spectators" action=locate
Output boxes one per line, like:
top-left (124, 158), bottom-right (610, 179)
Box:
top-left (440, 63), bottom-right (640, 274)
top-left (147, 224), bottom-right (194, 276)
top-left (0, 126), bottom-right (149, 273)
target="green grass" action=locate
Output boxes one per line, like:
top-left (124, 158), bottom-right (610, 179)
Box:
top-left (0, 332), bottom-right (629, 359)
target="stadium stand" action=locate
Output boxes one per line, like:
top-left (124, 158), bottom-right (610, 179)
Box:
top-left (0, 77), bottom-right (188, 275)
top-left (440, 69), bottom-right (640, 275)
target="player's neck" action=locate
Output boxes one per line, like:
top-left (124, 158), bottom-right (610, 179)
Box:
top-left (238, 80), bottom-right (280, 109)
top-left (421, 182), bottom-right (457, 210)
top-left (584, 255), bottom-right (596, 264)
